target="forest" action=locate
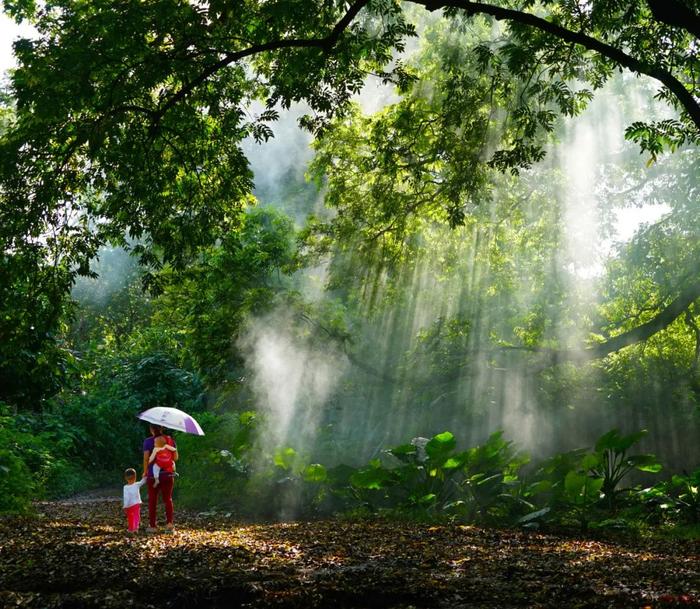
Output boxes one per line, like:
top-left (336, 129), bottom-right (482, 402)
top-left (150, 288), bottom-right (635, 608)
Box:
top-left (0, 0), bottom-right (699, 607)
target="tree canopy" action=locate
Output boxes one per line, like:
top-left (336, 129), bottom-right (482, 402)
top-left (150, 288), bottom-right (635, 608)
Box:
top-left (0, 0), bottom-right (698, 408)
top-left (2, 0), bottom-right (697, 262)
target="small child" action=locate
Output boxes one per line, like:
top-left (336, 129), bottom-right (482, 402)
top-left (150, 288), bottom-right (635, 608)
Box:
top-left (123, 468), bottom-right (146, 533)
top-left (149, 435), bottom-right (177, 487)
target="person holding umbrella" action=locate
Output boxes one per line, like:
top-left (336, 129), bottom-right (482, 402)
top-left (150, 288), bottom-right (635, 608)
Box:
top-left (138, 406), bottom-right (205, 533)
top-left (142, 423), bottom-right (178, 532)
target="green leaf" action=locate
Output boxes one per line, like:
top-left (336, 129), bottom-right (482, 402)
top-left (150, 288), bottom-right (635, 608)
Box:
top-left (425, 431), bottom-right (456, 461)
top-left (389, 443), bottom-right (418, 463)
top-left (627, 454), bottom-right (662, 473)
top-left (350, 465), bottom-right (393, 490)
top-left (595, 429), bottom-right (647, 453)
top-left (581, 453), bottom-right (600, 470)
top-left (273, 447), bottom-right (297, 471)
top-left (418, 493), bottom-right (437, 505)
top-left (565, 471), bottom-right (602, 500)
top-left (303, 463), bottom-right (328, 483)
top-left (443, 452), bottom-right (469, 469)
top-left (518, 507), bottom-right (550, 524)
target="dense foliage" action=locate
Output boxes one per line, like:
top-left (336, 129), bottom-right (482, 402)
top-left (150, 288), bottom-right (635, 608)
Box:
top-left (1, 1), bottom-right (698, 408)
top-left (173, 420), bottom-right (699, 534)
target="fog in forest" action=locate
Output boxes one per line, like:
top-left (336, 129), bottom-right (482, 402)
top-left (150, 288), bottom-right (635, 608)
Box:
top-left (232, 71), bottom-right (697, 471)
top-left (237, 308), bottom-right (349, 452)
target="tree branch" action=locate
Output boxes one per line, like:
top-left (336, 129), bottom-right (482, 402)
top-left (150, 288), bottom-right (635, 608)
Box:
top-left (347, 279), bottom-right (700, 383)
top-left (556, 279), bottom-right (700, 363)
top-left (414, 0), bottom-right (700, 132)
top-left (152, 0), bottom-right (371, 123)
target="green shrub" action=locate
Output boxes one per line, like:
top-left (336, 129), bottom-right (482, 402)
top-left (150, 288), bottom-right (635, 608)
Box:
top-left (328, 431), bottom-right (530, 523)
top-left (0, 433), bottom-right (37, 512)
top-left (0, 405), bottom-right (51, 511)
top-left (175, 411), bottom-right (256, 511)
top-left (641, 469), bottom-right (700, 525)
top-left (588, 429), bottom-right (662, 510)
top-left (670, 469), bottom-right (700, 523)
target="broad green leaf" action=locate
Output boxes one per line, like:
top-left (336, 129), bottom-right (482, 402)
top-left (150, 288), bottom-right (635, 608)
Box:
top-left (565, 471), bottom-right (586, 496)
top-left (581, 453), bottom-right (600, 470)
top-left (626, 454), bottom-right (662, 473)
top-left (595, 429), bottom-right (647, 453)
top-left (425, 431), bottom-right (456, 461)
top-left (443, 452), bottom-right (469, 469)
top-left (273, 447), bottom-right (297, 471)
top-left (303, 463), bottom-right (327, 483)
top-left (350, 465), bottom-right (393, 490)
top-left (518, 507), bottom-right (551, 524)
top-left (389, 444), bottom-right (418, 463)
top-left (418, 493), bottom-right (437, 505)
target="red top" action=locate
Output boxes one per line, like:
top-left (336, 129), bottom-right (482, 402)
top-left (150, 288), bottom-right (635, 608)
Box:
top-left (144, 434), bottom-right (177, 477)
top-left (154, 445), bottom-right (175, 471)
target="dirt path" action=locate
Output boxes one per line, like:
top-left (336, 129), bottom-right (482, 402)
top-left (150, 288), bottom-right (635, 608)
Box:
top-left (0, 493), bottom-right (698, 608)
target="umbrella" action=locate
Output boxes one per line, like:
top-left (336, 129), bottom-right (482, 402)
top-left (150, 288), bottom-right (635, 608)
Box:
top-left (137, 406), bottom-right (205, 436)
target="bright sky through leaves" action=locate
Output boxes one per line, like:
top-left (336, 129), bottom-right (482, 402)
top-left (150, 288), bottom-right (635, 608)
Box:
top-left (0, 15), bottom-right (34, 75)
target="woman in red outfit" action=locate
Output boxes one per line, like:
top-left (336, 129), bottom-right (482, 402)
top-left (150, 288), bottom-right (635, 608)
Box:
top-left (142, 423), bottom-right (178, 532)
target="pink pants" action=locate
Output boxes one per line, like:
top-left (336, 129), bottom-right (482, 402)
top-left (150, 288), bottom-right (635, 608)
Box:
top-left (125, 504), bottom-right (141, 532)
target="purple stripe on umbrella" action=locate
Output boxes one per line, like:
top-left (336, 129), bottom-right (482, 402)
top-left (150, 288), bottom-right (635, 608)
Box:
top-left (184, 416), bottom-right (198, 434)
top-left (137, 406), bottom-right (204, 435)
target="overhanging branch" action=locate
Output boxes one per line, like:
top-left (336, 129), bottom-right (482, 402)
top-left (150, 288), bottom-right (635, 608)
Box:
top-left (414, 0), bottom-right (700, 133)
top-left (525, 279), bottom-right (700, 369)
top-left (348, 280), bottom-right (700, 382)
top-left (152, 0), bottom-right (371, 123)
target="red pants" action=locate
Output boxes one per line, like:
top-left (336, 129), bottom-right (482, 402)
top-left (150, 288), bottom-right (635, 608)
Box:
top-left (125, 504), bottom-right (141, 532)
top-left (148, 475), bottom-right (174, 527)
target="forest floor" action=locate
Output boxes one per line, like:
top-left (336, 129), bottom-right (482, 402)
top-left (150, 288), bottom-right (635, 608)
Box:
top-left (0, 491), bottom-right (698, 609)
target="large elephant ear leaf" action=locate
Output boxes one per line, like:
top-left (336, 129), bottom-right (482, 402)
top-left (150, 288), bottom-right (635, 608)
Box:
top-left (626, 454), bottom-right (662, 473)
top-left (564, 471), bottom-right (586, 496)
top-left (581, 453), bottom-right (600, 471)
top-left (617, 430), bottom-right (648, 452)
top-left (483, 431), bottom-right (508, 456)
top-left (350, 463), bottom-right (393, 490)
top-left (273, 447), bottom-right (298, 471)
top-left (425, 431), bottom-right (456, 463)
top-left (443, 451), bottom-right (469, 470)
top-left (595, 429), bottom-right (647, 453)
top-left (303, 463), bottom-right (328, 483)
top-left (594, 429), bottom-right (622, 452)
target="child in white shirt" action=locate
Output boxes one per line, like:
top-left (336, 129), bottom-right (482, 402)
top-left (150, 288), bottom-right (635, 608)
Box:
top-left (123, 468), bottom-right (147, 533)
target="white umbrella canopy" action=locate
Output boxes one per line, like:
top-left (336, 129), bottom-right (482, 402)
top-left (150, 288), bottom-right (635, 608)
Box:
top-left (137, 406), bottom-right (205, 436)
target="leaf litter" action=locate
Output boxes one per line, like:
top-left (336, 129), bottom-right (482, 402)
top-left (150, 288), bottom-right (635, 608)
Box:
top-left (0, 494), bottom-right (698, 609)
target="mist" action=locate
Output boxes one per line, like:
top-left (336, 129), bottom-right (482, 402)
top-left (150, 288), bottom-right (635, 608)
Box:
top-left (237, 308), bottom-right (349, 453)
top-left (234, 68), bottom-right (699, 471)
top-left (71, 246), bottom-right (140, 307)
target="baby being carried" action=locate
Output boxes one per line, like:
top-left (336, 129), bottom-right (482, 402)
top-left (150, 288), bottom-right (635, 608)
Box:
top-left (149, 435), bottom-right (177, 487)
